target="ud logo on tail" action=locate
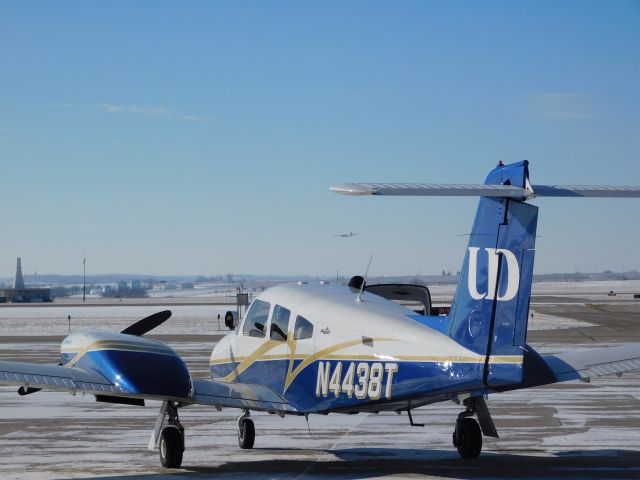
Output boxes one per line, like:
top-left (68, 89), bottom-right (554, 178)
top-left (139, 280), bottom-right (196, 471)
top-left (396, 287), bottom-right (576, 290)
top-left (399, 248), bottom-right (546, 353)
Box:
top-left (467, 247), bottom-right (519, 301)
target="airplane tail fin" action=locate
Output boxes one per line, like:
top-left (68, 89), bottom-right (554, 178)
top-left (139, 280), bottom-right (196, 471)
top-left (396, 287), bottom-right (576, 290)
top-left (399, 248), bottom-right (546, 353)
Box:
top-left (331, 159), bottom-right (640, 388)
top-left (447, 160), bottom-right (537, 387)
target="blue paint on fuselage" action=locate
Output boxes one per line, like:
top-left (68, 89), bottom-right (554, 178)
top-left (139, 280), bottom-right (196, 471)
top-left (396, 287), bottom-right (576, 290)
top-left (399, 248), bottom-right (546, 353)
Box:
top-left (211, 358), bottom-right (515, 413)
top-left (408, 314), bottom-right (449, 335)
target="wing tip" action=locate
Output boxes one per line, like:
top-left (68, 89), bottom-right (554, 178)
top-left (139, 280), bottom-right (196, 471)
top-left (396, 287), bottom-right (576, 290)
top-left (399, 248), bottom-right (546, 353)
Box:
top-left (330, 184), bottom-right (375, 196)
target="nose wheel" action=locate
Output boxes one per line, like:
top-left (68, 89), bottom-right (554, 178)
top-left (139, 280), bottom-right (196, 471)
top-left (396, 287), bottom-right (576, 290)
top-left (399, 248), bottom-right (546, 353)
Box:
top-left (238, 410), bottom-right (255, 449)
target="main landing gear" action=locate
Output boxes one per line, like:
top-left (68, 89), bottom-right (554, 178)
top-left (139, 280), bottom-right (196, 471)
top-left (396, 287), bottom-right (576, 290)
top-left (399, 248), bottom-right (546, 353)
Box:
top-left (452, 396), bottom-right (499, 459)
top-left (152, 404), bottom-right (257, 468)
top-left (453, 417), bottom-right (482, 458)
top-left (238, 409), bottom-right (255, 449)
top-left (160, 425), bottom-right (184, 468)
top-left (151, 401), bottom-right (185, 468)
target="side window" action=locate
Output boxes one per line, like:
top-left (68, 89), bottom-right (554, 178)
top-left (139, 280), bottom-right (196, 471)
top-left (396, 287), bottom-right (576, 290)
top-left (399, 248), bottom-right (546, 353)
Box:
top-left (294, 315), bottom-right (314, 340)
top-left (270, 305), bottom-right (291, 341)
top-left (242, 299), bottom-right (270, 338)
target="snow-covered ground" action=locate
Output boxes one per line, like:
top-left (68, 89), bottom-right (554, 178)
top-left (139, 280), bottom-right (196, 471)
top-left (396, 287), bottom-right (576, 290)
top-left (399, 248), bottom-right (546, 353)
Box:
top-left (0, 341), bottom-right (638, 479)
top-left (0, 302), bottom-right (596, 336)
top-left (0, 277), bottom-right (637, 479)
top-left (0, 305), bottom-right (233, 336)
top-left (146, 284), bottom-right (239, 299)
top-left (428, 279), bottom-right (640, 302)
top-left (527, 310), bottom-right (596, 330)
top-left (7, 277), bottom-right (626, 337)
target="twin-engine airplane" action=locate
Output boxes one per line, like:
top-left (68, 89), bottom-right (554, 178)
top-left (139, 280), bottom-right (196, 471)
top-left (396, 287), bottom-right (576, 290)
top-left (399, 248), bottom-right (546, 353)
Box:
top-left (2, 160), bottom-right (640, 468)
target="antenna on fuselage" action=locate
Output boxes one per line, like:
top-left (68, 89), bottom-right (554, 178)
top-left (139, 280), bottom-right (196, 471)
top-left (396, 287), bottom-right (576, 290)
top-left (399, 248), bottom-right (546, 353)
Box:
top-left (356, 255), bottom-right (373, 303)
top-left (305, 413), bottom-right (312, 436)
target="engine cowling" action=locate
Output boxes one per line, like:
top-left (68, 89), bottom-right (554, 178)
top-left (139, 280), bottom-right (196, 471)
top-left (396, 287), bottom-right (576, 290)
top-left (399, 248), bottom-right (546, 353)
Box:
top-left (61, 331), bottom-right (191, 399)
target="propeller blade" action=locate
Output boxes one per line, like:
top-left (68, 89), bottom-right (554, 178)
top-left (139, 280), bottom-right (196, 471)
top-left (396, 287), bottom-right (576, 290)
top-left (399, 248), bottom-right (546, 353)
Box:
top-left (121, 310), bottom-right (172, 336)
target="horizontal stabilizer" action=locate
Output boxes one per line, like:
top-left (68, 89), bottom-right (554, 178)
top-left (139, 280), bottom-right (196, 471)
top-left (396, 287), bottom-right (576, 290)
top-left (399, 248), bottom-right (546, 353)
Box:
top-left (530, 185), bottom-right (640, 198)
top-left (330, 183), bottom-right (640, 199)
top-left (330, 183), bottom-right (530, 197)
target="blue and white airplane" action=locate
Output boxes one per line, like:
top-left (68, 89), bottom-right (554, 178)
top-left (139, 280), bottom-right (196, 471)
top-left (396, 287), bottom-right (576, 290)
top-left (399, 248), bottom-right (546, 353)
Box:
top-left (1, 160), bottom-right (640, 468)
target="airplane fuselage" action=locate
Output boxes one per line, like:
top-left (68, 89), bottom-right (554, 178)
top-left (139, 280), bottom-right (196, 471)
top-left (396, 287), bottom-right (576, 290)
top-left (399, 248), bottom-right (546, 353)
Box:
top-left (209, 283), bottom-right (522, 413)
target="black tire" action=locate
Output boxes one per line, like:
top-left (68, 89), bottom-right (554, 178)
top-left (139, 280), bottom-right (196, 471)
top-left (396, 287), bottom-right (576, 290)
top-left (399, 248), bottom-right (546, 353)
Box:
top-left (453, 417), bottom-right (482, 459)
top-left (159, 426), bottom-right (184, 468)
top-left (238, 418), bottom-right (255, 449)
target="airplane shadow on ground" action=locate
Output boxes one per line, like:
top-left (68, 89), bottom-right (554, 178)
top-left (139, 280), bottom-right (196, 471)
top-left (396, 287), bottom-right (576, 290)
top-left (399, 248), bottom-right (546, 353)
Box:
top-left (66, 447), bottom-right (640, 480)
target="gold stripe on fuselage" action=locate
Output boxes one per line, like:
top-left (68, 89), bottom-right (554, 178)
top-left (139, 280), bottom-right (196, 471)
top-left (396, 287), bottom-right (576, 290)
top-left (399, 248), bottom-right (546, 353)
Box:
top-left (488, 355), bottom-right (523, 364)
top-left (218, 339), bottom-right (284, 382)
top-left (214, 337), bottom-right (399, 386)
top-left (283, 338), bottom-right (397, 390)
top-left (211, 353), bottom-right (523, 366)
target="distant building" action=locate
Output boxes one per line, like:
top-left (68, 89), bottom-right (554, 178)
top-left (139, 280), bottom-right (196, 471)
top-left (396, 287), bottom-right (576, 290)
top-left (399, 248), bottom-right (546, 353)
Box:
top-left (152, 281), bottom-right (176, 290)
top-left (180, 282), bottom-right (194, 289)
top-left (131, 279), bottom-right (142, 290)
top-left (0, 257), bottom-right (51, 303)
top-left (89, 285), bottom-right (104, 295)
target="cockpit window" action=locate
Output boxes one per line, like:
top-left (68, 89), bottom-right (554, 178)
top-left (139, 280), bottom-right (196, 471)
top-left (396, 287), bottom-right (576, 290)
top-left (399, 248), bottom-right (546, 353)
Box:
top-left (294, 315), bottom-right (313, 340)
top-left (270, 304), bottom-right (291, 341)
top-left (242, 299), bottom-right (270, 338)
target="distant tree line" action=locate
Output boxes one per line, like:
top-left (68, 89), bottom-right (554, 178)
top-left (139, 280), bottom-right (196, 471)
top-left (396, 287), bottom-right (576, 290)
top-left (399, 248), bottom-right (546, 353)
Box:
top-left (50, 284), bottom-right (148, 299)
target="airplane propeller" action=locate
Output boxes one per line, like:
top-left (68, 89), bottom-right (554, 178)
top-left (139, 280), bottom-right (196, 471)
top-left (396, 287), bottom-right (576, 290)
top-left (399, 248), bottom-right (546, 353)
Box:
top-left (121, 310), bottom-right (172, 336)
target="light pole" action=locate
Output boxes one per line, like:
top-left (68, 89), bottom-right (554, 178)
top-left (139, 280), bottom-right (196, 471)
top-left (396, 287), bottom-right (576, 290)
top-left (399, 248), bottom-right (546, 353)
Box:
top-left (83, 252), bottom-right (86, 303)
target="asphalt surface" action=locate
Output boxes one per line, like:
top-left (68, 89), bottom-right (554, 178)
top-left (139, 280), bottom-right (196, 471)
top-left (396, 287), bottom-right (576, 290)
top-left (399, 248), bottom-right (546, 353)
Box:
top-left (0, 293), bottom-right (638, 479)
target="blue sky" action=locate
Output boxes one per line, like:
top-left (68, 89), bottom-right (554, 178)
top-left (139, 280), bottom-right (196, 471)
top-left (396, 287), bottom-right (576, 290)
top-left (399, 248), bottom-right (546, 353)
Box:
top-left (1, 1), bottom-right (639, 277)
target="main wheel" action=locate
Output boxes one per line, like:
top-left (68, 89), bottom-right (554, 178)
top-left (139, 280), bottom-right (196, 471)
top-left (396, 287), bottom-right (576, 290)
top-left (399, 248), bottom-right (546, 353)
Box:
top-left (453, 417), bottom-right (482, 458)
top-left (238, 418), bottom-right (255, 449)
top-left (159, 426), bottom-right (184, 468)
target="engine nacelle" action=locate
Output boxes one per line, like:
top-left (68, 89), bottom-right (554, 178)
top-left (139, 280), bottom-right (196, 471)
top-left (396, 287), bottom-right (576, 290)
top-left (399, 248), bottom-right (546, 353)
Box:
top-left (61, 332), bottom-right (191, 399)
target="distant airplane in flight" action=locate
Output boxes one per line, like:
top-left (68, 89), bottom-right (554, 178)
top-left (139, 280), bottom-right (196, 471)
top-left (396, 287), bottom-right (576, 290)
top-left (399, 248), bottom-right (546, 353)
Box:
top-left (334, 231), bottom-right (357, 238)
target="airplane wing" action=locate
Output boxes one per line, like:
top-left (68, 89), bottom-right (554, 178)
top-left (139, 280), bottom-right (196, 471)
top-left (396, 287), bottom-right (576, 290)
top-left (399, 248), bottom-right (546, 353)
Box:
top-left (0, 360), bottom-right (126, 395)
top-left (191, 379), bottom-right (297, 412)
top-left (542, 344), bottom-right (640, 383)
top-left (0, 359), bottom-right (296, 413)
